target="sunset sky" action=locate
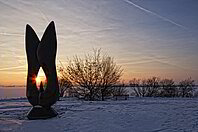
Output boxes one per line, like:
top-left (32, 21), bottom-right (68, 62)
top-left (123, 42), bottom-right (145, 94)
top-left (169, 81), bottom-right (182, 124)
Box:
top-left (0, 0), bottom-right (198, 85)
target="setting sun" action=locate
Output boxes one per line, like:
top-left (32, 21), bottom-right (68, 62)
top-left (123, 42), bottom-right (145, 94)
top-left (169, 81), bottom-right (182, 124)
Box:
top-left (36, 68), bottom-right (46, 88)
top-left (36, 76), bottom-right (41, 84)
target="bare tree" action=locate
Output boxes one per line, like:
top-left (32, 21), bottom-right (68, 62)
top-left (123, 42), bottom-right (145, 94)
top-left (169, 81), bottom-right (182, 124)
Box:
top-left (59, 49), bottom-right (122, 101)
top-left (112, 82), bottom-right (128, 96)
top-left (129, 78), bottom-right (142, 97)
top-left (178, 78), bottom-right (195, 97)
top-left (99, 56), bottom-right (123, 100)
top-left (160, 79), bottom-right (176, 97)
top-left (58, 78), bottom-right (73, 97)
top-left (129, 77), bottom-right (160, 97)
top-left (145, 77), bottom-right (160, 97)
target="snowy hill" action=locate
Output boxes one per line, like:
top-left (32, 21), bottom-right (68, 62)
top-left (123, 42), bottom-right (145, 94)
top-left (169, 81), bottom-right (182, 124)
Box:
top-left (1, 97), bottom-right (198, 132)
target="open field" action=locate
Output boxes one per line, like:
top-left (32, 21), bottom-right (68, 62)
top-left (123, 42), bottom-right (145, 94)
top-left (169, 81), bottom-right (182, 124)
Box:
top-left (0, 97), bottom-right (198, 132)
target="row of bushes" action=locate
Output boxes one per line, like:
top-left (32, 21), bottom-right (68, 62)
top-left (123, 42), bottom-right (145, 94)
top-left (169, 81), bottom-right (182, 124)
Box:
top-left (128, 77), bottom-right (196, 97)
top-left (59, 77), bottom-right (197, 99)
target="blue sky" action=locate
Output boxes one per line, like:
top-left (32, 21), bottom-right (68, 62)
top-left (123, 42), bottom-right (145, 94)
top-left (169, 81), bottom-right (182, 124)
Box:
top-left (0, 0), bottom-right (198, 85)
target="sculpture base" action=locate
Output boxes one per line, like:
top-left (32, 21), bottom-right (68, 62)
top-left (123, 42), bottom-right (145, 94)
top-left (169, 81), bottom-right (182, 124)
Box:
top-left (27, 106), bottom-right (58, 120)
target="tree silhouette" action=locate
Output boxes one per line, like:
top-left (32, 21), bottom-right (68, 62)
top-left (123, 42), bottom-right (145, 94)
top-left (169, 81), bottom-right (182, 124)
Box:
top-left (178, 78), bottom-right (195, 97)
top-left (59, 49), bottom-right (122, 100)
top-left (58, 78), bottom-right (73, 97)
top-left (160, 79), bottom-right (176, 97)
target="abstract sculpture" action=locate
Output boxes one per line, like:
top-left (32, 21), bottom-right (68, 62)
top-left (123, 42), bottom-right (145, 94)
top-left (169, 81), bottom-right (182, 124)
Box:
top-left (25, 21), bottom-right (59, 120)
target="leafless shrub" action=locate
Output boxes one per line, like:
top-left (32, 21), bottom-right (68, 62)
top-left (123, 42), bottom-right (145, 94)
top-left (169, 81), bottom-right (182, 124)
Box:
top-left (58, 78), bottom-right (73, 97)
top-left (58, 49), bottom-right (122, 101)
top-left (160, 79), bottom-right (176, 97)
top-left (112, 82), bottom-right (128, 96)
top-left (178, 78), bottom-right (195, 97)
top-left (129, 77), bottom-right (160, 97)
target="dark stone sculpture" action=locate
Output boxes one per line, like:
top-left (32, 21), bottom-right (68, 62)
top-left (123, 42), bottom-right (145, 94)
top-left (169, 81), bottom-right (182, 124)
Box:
top-left (25, 21), bottom-right (59, 120)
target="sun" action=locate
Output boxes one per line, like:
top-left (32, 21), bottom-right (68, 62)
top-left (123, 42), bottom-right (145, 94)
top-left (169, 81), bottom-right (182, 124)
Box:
top-left (36, 76), bottom-right (41, 84)
top-left (35, 68), bottom-right (46, 87)
top-left (36, 76), bottom-right (42, 88)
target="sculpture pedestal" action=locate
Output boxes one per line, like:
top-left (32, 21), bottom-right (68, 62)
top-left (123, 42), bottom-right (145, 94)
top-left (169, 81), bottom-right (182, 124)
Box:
top-left (27, 106), bottom-right (58, 120)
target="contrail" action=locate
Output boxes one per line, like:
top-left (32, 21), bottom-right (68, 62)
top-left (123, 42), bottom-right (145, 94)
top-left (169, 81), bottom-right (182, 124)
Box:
top-left (0, 65), bottom-right (25, 71)
top-left (123, 0), bottom-right (187, 29)
top-left (37, 8), bottom-right (49, 23)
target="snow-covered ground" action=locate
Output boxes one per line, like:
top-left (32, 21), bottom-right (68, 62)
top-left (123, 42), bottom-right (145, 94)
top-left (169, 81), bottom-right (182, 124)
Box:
top-left (0, 97), bottom-right (198, 132)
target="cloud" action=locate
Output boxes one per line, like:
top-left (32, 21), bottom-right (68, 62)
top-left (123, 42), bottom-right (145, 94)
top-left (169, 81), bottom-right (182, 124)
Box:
top-left (0, 32), bottom-right (24, 37)
top-left (0, 65), bottom-right (25, 71)
top-left (123, 0), bottom-right (187, 29)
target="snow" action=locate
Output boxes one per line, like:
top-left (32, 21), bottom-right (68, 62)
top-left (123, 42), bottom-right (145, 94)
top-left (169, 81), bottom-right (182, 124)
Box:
top-left (0, 97), bottom-right (198, 132)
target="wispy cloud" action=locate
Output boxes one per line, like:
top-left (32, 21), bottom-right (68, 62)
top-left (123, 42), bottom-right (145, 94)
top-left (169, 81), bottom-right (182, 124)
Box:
top-left (0, 65), bottom-right (25, 71)
top-left (123, 0), bottom-right (187, 29)
top-left (0, 32), bottom-right (24, 37)
top-left (119, 53), bottom-right (189, 71)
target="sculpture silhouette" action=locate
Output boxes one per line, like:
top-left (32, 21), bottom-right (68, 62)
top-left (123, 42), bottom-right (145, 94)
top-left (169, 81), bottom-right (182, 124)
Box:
top-left (25, 21), bottom-right (59, 120)
top-left (39, 81), bottom-right (44, 93)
